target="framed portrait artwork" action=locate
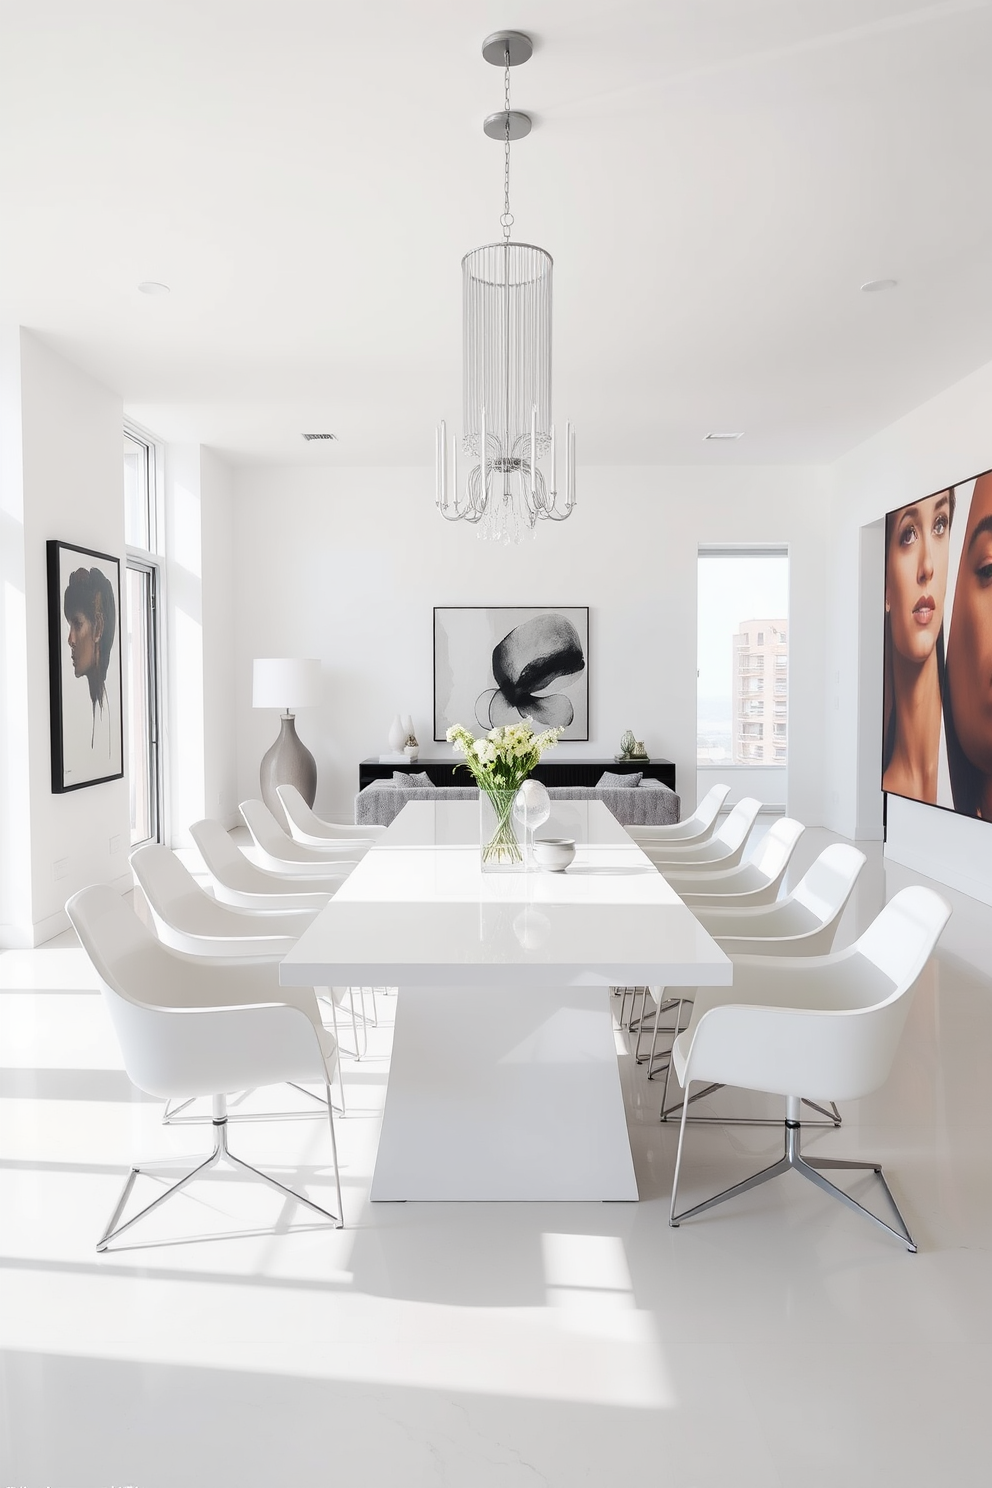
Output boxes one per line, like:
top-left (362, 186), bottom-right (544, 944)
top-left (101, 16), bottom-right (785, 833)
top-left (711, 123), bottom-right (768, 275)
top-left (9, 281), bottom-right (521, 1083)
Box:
top-left (434, 606), bottom-right (589, 741)
top-left (881, 468), bottom-right (992, 823)
top-left (47, 539), bottom-right (124, 793)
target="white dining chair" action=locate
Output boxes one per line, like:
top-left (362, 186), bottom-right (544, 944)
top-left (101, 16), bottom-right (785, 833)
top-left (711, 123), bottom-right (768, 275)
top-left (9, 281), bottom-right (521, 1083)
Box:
top-left (641, 796), bottom-right (761, 871)
top-left (625, 803), bottom-right (779, 1049)
top-left (626, 782), bottom-right (729, 845)
top-left (277, 782), bottom-right (386, 846)
top-left (241, 798), bottom-right (369, 874)
top-left (66, 884), bottom-right (344, 1251)
top-left (692, 843), bottom-right (867, 954)
top-left (650, 844), bottom-right (868, 1119)
top-left (130, 843), bottom-right (368, 1076)
top-left (131, 843), bottom-right (318, 954)
top-left (662, 817), bottom-right (805, 907)
top-left (190, 818), bottom-right (349, 909)
top-left (667, 885), bottom-right (951, 1249)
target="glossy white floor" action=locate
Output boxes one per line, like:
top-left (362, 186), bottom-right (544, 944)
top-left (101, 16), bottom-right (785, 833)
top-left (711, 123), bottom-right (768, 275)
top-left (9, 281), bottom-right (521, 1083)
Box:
top-left (2, 827), bottom-right (990, 1488)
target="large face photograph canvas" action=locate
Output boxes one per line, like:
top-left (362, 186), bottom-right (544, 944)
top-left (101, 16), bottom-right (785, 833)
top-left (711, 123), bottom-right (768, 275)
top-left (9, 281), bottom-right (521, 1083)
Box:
top-left (882, 469), bottom-right (992, 820)
top-left (47, 539), bottom-right (124, 792)
top-left (434, 606), bottom-right (589, 741)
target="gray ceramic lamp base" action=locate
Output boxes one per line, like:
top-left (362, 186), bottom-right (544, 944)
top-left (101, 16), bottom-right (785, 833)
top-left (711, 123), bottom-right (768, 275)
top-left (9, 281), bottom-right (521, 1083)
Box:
top-left (259, 713), bottom-right (317, 816)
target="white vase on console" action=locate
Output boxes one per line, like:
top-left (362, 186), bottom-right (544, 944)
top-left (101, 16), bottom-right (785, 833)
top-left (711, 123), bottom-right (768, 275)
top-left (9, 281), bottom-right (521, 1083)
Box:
top-left (388, 714), bottom-right (406, 753)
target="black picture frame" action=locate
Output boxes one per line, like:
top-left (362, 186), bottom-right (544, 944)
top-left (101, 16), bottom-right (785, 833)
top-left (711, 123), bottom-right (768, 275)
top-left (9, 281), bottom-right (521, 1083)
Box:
top-left (433, 605), bottom-right (590, 742)
top-left (47, 539), bottom-right (125, 793)
top-left (880, 467), bottom-right (992, 823)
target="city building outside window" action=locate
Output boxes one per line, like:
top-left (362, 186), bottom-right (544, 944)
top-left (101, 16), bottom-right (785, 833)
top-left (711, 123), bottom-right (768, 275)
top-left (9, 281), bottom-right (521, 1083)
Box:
top-left (697, 549), bottom-right (789, 770)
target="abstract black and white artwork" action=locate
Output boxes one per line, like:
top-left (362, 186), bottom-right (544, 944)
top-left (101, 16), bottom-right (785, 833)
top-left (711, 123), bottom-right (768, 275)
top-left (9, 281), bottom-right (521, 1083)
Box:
top-left (47, 539), bottom-right (124, 792)
top-left (434, 606), bottom-right (589, 741)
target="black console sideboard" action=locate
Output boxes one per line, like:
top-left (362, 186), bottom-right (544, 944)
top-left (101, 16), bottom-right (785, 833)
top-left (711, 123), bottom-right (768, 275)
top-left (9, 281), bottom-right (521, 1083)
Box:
top-left (359, 757), bottom-right (676, 792)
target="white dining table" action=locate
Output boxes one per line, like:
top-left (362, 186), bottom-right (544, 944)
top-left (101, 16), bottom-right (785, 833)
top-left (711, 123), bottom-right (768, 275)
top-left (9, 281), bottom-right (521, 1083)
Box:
top-left (280, 799), bottom-right (731, 1202)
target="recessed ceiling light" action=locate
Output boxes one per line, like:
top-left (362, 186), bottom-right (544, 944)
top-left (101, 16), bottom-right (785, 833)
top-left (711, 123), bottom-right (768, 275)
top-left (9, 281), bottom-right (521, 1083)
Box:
top-left (704, 431), bottom-right (743, 441)
top-left (137, 281), bottom-right (170, 296)
top-left (860, 278), bottom-right (898, 293)
top-left (302, 433), bottom-right (337, 442)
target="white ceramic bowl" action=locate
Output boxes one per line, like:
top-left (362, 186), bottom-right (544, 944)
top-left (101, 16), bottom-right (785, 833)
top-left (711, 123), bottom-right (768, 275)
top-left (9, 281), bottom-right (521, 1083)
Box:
top-left (533, 837), bottom-right (576, 873)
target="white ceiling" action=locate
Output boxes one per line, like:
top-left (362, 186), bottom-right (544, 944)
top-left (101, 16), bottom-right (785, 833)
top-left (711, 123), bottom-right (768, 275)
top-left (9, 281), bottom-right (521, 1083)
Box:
top-left (2, 0), bottom-right (992, 467)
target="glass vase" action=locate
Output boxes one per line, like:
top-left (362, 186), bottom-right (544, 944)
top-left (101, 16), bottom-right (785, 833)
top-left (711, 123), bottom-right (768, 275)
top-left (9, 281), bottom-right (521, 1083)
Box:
top-left (479, 786), bottom-right (524, 871)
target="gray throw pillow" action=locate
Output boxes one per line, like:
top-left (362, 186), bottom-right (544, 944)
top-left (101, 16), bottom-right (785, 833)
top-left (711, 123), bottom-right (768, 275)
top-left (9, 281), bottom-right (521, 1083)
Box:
top-left (597, 770), bottom-right (642, 788)
top-left (392, 770), bottom-right (435, 789)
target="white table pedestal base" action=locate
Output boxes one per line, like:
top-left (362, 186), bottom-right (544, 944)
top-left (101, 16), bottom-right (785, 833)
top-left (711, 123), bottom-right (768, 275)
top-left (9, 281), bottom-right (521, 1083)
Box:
top-left (370, 986), bottom-right (639, 1202)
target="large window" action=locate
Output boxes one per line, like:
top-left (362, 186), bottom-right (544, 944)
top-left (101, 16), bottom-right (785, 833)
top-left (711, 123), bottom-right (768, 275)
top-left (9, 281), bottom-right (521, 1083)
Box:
top-left (697, 547), bottom-right (789, 769)
top-left (124, 427), bottom-right (162, 846)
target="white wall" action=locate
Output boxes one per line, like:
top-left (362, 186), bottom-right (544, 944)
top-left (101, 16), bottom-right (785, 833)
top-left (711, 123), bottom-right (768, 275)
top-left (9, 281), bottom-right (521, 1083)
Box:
top-left (200, 447), bottom-right (238, 829)
top-left (0, 331), bottom-right (130, 945)
top-left (0, 325), bottom-right (31, 942)
top-left (162, 443), bottom-right (237, 846)
top-left (826, 357), bottom-right (992, 903)
top-left (231, 464), bottom-right (828, 828)
top-left (0, 330), bottom-right (237, 943)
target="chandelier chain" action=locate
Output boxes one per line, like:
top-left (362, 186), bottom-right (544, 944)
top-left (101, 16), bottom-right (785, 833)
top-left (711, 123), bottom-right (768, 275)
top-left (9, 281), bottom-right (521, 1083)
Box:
top-left (501, 49), bottom-right (513, 240)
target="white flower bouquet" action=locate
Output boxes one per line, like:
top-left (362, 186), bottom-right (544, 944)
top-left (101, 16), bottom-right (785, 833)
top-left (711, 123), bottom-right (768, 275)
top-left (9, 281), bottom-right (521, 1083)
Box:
top-left (446, 721), bottom-right (563, 866)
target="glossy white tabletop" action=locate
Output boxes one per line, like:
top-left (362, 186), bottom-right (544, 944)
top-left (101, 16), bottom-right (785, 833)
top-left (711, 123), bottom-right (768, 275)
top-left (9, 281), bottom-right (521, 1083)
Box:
top-left (280, 800), bottom-right (732, 990)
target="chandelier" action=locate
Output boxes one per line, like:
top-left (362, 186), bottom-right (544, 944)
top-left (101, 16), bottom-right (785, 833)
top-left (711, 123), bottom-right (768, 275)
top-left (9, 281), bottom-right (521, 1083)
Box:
top-left (436, 30), bottom-right (575, 543)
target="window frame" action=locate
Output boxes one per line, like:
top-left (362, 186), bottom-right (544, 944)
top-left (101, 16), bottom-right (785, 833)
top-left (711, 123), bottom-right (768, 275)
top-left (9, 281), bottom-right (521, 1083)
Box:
top-left (123, 420), bottom-right (166, 846)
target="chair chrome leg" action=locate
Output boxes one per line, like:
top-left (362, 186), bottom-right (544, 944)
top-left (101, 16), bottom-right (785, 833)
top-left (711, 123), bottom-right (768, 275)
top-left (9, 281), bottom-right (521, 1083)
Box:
top-left (672, 1151), bottom-right (793, 1226)
top-left (663, 1081), bottom-right (842, 1129)
top-left (324, 1076), bottom-right (344, 1224)
top-left (637, 991), bottom-right (680, 1066)
top-left (348, 988), bottom-right (368, 1060)
top-left (631, 988), bottom-right (647, 1054)
top-left (97, 1148), bottom-right (219, 1251)
top-left (662, 1080), bottom-right (723, 1121)
top-left (670, 1101), bottom-right (916, 1250)
top-left (224, 1150), bottom-right (341, 1226)
top-left (658, 999), bottom-right (685, 1112)
top-left (802, 1098), bottom-right (843, 1125)
top-left (613, 986), bottom-right (631, 1027)
top-left (97, 1094), bottom-right (343, 1252)
top-left (645, 993), bottom-right (664, 1073)
top-left (162, 1081), bottom-right (337, 1124)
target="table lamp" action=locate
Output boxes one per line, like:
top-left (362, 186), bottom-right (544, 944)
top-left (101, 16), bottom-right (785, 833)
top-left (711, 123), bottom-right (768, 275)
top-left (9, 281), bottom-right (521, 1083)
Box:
top-left (252, 657), bottom-right (321, 814)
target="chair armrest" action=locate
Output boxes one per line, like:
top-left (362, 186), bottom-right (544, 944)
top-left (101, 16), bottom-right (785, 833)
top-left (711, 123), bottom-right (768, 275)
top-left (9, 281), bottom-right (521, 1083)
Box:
top-left (112, 998), bottom-right (336, 1100)
top-left (686, 951), bottom-right (895, 1027)
top-left (676, 987), bottom-right (908, 1105)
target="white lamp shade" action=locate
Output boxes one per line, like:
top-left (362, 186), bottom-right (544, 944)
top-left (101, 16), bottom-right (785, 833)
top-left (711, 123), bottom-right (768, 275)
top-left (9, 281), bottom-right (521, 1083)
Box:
top-left (252, 657), bottom-right (322, 710)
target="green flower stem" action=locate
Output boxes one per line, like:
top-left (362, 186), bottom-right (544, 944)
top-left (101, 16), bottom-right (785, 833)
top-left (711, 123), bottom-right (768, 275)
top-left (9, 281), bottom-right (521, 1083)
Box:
top-left (480, 786), bottom-right (523, 866)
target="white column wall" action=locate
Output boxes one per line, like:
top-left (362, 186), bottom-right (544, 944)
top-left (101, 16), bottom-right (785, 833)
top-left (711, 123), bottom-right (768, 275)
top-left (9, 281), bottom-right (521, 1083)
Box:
top-left (825, 357), bottom-right (992, 903)
top-left (0, 331), bottom-right (131, 945)
top-left (162, 443), bottom-right (237, 846)
top-left (0, 325), bottom-right (31, 942)
top-left (201, 447), bottom-right (238, 830)
top-left (231, 463), bottom-right (827, 828)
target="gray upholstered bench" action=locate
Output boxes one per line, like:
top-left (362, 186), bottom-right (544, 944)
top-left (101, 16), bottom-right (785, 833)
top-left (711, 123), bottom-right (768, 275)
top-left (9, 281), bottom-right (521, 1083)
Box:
top-left (354, 778), bottom-right (680, 830)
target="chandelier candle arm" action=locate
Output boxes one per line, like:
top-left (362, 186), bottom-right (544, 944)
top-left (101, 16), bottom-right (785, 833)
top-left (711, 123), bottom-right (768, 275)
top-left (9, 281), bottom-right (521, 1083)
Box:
top-left (481, 402), bottom-right (487, 499)
top-left (436, 421), bottom-right (444, 508)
